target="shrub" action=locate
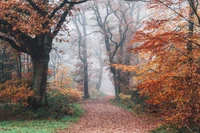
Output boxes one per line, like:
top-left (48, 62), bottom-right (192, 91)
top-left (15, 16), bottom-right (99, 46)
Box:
top-left (118, 93), bottom-right (134, 109)
top-left (47, 88), bottom-right (81, 103)
top-left (89, 88), bottom-right (107, 98)
top-left (0, 78), bottom-right (33, 107)
top-left (47, 88), bottom-right (81, 119)
top-left (130, 90), bottom-right (147, 105)
top-left (68, 103), bottom-right (84, 116)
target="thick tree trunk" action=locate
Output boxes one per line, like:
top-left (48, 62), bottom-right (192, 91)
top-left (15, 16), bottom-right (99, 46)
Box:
top-left (118, 52), bottom-right (132, 94)
top-left (29, 54), bottom-right (49, 109)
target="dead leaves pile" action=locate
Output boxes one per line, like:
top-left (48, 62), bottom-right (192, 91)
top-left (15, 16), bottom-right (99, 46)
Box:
top-left (59, 96), bottom-right (159, 133)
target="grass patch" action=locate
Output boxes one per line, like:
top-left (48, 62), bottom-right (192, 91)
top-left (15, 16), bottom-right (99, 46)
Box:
top-left (0, 116), bottom-right (77, 133)
top-left (0, 103), bottom-right (84, 133)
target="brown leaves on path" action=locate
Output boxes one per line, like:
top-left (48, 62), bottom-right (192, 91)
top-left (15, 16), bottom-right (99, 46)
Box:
top-left (59, 96), bottom-right (159, 133)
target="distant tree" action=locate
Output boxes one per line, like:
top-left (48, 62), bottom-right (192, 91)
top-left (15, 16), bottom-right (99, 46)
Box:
top-left (49, 49), bottom-right (62, 81)
top-left (0, 40), bottom-right (22, 82)
top-left (50, 64), bottom-right (72, 89)
top-left (72, 10), bottom-right (90, 98)
top-left (92, 40), bottom-right (104, 91)
top-left (90, 0), bottom-right (144, 99)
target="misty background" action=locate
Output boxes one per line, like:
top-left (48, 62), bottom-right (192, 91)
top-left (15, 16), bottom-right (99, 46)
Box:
top-left (48, 0), bottom-right (149, 97)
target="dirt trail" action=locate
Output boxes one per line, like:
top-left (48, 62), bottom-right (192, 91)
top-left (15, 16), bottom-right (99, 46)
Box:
top-left (59, 96), bottom-right (159, 133)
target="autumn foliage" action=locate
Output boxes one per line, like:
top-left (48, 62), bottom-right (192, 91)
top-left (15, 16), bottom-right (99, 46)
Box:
top-left (50, 64), bottom-right (73, 89)
top-left (114, 0), bottom-right (200, 130)
top-left (48, 88), bottom-right (81, 103)
top-left (0, 78), bottom-right (33, 107)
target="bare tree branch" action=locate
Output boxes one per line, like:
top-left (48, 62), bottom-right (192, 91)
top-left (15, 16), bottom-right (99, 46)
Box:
top-left (49, 0), bottom-right (88, 19)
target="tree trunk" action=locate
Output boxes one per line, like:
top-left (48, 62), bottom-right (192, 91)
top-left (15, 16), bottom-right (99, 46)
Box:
top-left (17, 53), bottom-right (22, 78)
top-left (0, 48), bottom-right (5, 83)
top-left (118, 52), bottom-right (132, 94)
top-left (83, 61), bottom-right (90, 98)
top-left (60, 73), bottom-right (64, 88)
top-left (96, 68), bottom-right (102, 91)
top-left (29, 54), bottom-right (49, 109)
top-left (111, 66), bottom-right (120, 100)
top-left (27, 54), bottom-right (30, 73)
top-left (96, 55), bottom-right (103, 91)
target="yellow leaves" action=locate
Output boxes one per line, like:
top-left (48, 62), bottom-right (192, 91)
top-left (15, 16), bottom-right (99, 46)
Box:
top-left (119, 93), bottom-right (131, 101)
top-left (50, 64), bottom-right (73, 89)
top-left (48, 88), bottom-right (81, 103)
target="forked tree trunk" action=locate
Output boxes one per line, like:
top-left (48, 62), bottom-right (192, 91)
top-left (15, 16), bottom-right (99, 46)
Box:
top-left (29, 54), bottom-right (49, 109)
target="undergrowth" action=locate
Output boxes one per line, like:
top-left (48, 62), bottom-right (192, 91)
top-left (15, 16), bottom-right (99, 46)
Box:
top-left (0, 82), bottom-right (84, 133)
top-left (111, 91), bottom-right (148, 114)
top-left (150, 124), bottom-right (200, 133)
top-left (0, 103), bottom-right (84, 133)
top-left (89, 88), bottom-right (107, 99)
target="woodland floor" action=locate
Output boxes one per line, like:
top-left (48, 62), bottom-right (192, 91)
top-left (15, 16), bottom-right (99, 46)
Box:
top-left (58, 96), bottom-right (161, 133)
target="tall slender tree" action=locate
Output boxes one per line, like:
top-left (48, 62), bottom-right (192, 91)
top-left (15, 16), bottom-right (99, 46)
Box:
top-left (72, 10), bottom-right (90, 98)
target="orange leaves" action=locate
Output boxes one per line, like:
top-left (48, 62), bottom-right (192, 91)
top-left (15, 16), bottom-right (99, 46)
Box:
top-left (0, 78), bottom-right (33, 107)
top-left (0, 0), bottom-right (51, 35)
top-left (118, 0), bottom-right (200, 129)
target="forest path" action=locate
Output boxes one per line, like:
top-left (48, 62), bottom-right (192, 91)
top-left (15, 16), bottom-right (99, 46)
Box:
top-left (59, 96), bottom-right (159, 133)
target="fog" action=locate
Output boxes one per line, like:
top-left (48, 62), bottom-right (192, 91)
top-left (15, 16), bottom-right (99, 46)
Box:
top-left (100, 69), bottom-right (115, 95)
top-left (51, 37), bottom-right (115, 95)
top-left (49, 0), bottom-right (149, 97)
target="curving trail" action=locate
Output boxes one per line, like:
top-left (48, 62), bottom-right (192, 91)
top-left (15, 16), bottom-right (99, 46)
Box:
top-left (59, 96), bottom-right (159, 133)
